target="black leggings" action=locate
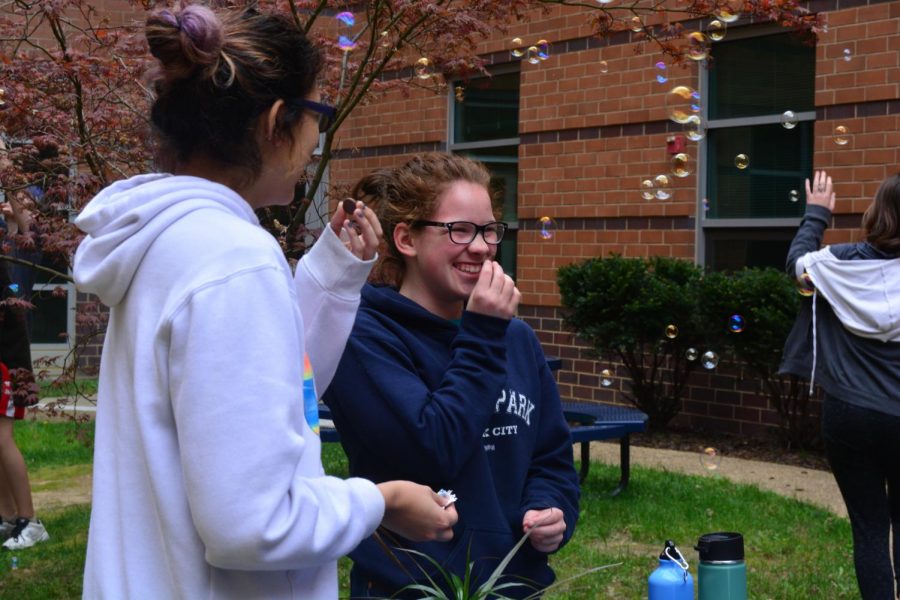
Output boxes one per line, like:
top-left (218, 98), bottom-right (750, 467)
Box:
top-left (823, 397), bottom-right (900, 599)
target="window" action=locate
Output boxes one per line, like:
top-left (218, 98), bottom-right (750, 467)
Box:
top-left (449, 69), bottom-right (520, 278)
top-left (699, 28), bottom-right (816, 271)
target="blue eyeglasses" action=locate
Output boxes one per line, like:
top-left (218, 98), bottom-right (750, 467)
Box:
top-left (290, 99), bottom-right (337, 133)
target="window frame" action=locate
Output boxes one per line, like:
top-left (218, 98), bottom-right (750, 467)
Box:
top-left (695, 23), bottom-right (815, 267)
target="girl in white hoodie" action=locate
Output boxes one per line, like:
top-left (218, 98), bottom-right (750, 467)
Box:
top-left (73, 5), bottom-right (456, 599)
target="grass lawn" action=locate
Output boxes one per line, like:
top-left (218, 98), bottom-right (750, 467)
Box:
top-left (1, 420), bottom-right (857, 599)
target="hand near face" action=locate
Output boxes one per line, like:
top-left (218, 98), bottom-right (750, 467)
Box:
top-left (523, 507), bottom-right (566, 553)
top-left (805, 170), bottom-right (835, 212)
top-left (466, 260), bottom-right (521, 320)
top-left (330, 199), bottom-right (383, 261)
top-left (377, 481), bottom-right (458, 542)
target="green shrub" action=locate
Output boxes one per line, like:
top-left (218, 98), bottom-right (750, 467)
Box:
top-left (557, 255), bottom-right (705, 429)
top-left (558, 257), bottom-right (817, 446)
top-left (699, 268), bottom-right (819, 449)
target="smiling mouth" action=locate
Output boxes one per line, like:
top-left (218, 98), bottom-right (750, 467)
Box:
top-left (455, 263), bottom-right (482, 274)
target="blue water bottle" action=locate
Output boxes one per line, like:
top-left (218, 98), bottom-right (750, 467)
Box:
top-left (648, 540), bottom-right (694, 600)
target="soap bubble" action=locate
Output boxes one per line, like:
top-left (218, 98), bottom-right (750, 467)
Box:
top-left (414, 57), bottom-right (433, 80)
top-left (665, 324), bottom-right (679, 339)
top-left (600, 369), bottom-right (613, 387)
top-left (797, 272), bottom-right (815, 297)
top-left (671, 153), bottom-right (694, 178)
top-left (630, 16), bottom-right (644, 33)
top-left (701, 350), bottom-right (719, 370)
top-left (789, 189), bottom-right (799, 203)
top-left (336, 12), bottom-right (356, 51)
top-left (690, 90), bottom-right (702, 114)
top-left (700, 447), bottom-right (721, 470)
top-left (842, 48), bottom-right (852, 62)
top-left (685, 115), bottom-right (706, 141)
top-left (655, 61), bottom-right (668, 84)
top-left (685, 347), bottom-right (699, 361)
top-left (734, 154), bottom-right (750, 170)
top-left (536, 40), bottom-right (551, 61)
top-left (728, 314), bottom-right (745, 333)
top-left (715, 6), bottom-right (740, 23)
top-left (599, 60), bottom-right (609, 74)
top-left (510, 37), bottom-right (526, 58)
top-left (654, 174), bottom-right (672, 200)
top-left (641, 178), bottom-right (655, 200)
top-left (780, 110), bottom-right (798, 129)
top-left (702, 198), bottom-right (710, 212)
top-left (337, 36), bottom-right (356, 51)
top-left (707, 19), bottom-right (726, 41)
top-left (526, 46), bottom-right (540, 65)
top-left (685, 31), bottom-right (711, 61)
top-left (538, 216), bottom-right (555, 240)
top-left (833, 125), bottom-right (851, 146)
top-left (666, 86), bottom-right (698, 124)
top-left (8, 283), bottom-right (19, 294)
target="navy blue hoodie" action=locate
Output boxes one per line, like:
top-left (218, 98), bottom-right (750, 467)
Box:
top-left (323, 284), bottom-right (580, 598)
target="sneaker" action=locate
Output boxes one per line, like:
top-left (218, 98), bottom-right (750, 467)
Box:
top-left (2, 518), bottom-right (49, 550)
top-left (0, 518), bottom-right (15, 540)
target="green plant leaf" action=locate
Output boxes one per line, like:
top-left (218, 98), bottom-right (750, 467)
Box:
top-left (521, 562), bottom-right (622, 599)
top-left (472, 530), bottom-right (533, 596)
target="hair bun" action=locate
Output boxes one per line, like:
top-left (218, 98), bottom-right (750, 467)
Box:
top-left (178, 6), bottom-right (223, 58)
top-left (147, 4), bottom-right (223, 79)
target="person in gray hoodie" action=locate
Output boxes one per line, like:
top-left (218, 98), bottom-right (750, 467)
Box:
top-left (781, 170), bottom-right (900, 600)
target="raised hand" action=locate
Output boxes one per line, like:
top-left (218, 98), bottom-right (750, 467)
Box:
top-left (805, 170), bottom-right (835, 212)
top-left (330, 198), bottom-right (383, 261)
top-left (466, 260), bottom-right (521, 320)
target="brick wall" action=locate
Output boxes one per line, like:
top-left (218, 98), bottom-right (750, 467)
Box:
top-left (333, 0), bottom-right (900, 441)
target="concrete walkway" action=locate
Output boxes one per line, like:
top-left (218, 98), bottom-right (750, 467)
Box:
top-left (585, 441), bottom-right (847, 518)
top-left (35, 400), bottom-right (847, 518)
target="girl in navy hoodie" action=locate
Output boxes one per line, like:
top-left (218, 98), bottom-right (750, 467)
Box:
top-left (323, 153), bottom-right (580, 598)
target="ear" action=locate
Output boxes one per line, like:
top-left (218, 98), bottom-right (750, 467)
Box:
top-left (263, 99), bottom-right (286, 142)
top-left (393, 222), bottom-right (418, 258)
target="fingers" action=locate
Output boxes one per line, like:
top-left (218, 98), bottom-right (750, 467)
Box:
top-left (522, 508), bottom-right (566, 553)
top-left (333, 199), bottom-right (383, 260)
top-left (468, 260), bottom-right (520, 320)
top-left (378, 481), bottom-right (457, 543)
top-left (805, 171), bottom-right (836, 211)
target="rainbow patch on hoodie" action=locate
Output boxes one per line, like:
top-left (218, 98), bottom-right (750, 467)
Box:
top-left (302, 353), bottom-right (319, 435)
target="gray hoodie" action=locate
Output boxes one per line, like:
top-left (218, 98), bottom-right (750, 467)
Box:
top-left (780, 204), bottom-right (900, 416)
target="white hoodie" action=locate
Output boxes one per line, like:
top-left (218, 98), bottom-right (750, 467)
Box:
top-left (799, 246), bottom-right (900, 343)
top-left (74, 174), bottom-right (384, 599)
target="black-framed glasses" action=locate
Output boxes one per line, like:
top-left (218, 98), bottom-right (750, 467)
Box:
top-left (412, 220), bottom-right (508, 245)
top-left (290, 99), bottom-right (336, 133)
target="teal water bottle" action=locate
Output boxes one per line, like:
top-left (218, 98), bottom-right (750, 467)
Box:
top-left (648, 540), bottom-right (693, 600)
top-left (695, 532), bottom-right (747, 600)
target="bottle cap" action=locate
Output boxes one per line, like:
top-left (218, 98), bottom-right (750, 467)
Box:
top-left (695, 531), bottom-right (744, 562)
top-left (658, 539), bottom-right (678, 560)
